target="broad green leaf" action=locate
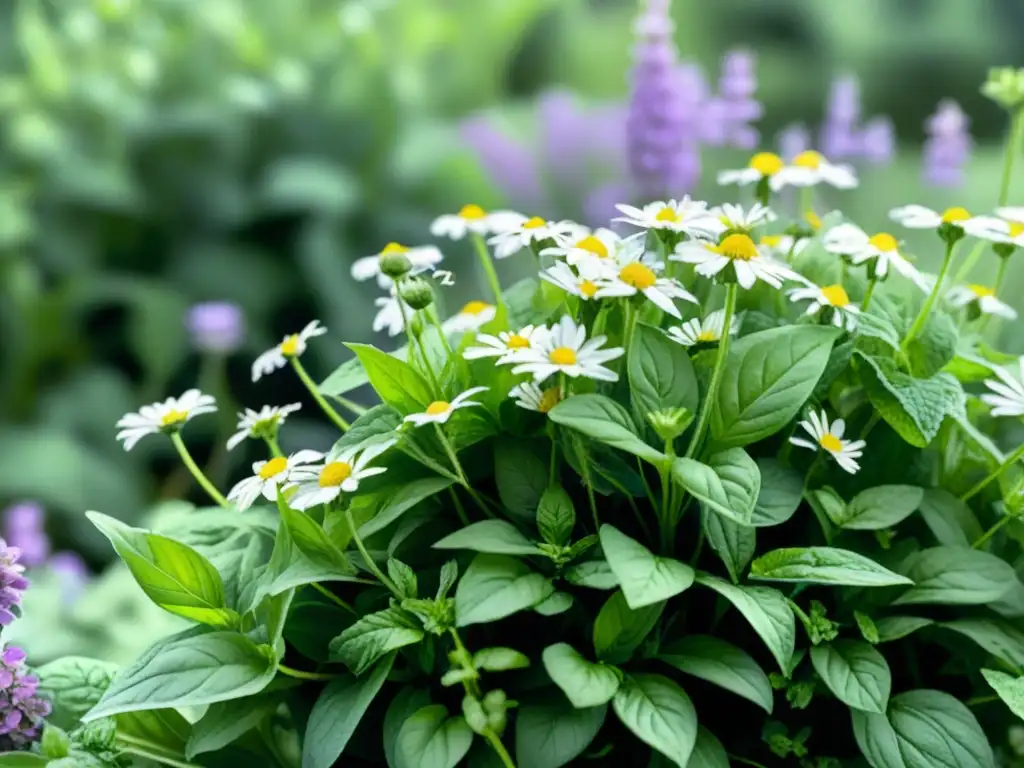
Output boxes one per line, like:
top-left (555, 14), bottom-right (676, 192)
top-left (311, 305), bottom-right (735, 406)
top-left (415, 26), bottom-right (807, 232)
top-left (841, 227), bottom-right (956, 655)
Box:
top-left (894, 547), bottom-right (1015, 605)
top-left (347, 343), bottom-right (433, 414)
top-left (875, 616), bottom-right (934, 643)
top-left (384, 687), bottom-right (432, 768)
top-left (394, 705), bottom-right (474, 768)
top-left (37, 656), bottom-right (118, 730)
top-left (592, 591), bottom-right (663, 665)
top-left (0, 755), bottom-right (48, 766)
top-left (357, 476), bottom-right (456, 538)
top-left (659, 635), bottom-right (773, 713)
top-left (549, 394), bottom-right (667, 466)
top-left (514, 701), bottom-right (606, 768)
top-left (116, 708), bottom-right (192, 767)
top-left (86, 511), bottom-right (236, 628)
top-left (434, 520), bottom-right (541, 556)
top-left (388, 558), bottom-right (419, 599)
top-left (917, 488), bottom-right (982, 548)
top-left (695, 574), bottom-right (795, 672)
top-left (455, 554), bottom-right (554, 627)
top-left (320, 355), bottom-right (369, 397)
top-left (750, 547), bottom-right (913, 587)
top-left (330, 609), bottom-right (424, 676)
top-left (542, 643), bottom-right (622, 708)
top-left (856, 306), bottom-right (901, 351)
top-left (629, 323), bottom-right (699, 418)
top-left (981, 668), bottom-right (1024, 720)
top-left (613, 674), bottom-right (698, 767)
top-left (685, 727), bottom-right (729, 768)
top-left (186, 692), bottom-right (281, 758)
top-left (534, 591), bottom-right (574, 616)
top-left (807, 487), bottom-right (847, 530)
top-left (599, 525), bottom-right (694, 608)
top-left (537, 487), bottom-right (575, 546)
top-left (473, 648), bottom-right (530, 672)
top-left (701, 509), bottom-right (755, 583)
top-left (711, 325), bottom-right (839, 448)
top-left (751, 458), bottom-right (802, 527)
top-left (941, 619), bottom-right (1024, 671)
top-left (810, 640), bottom-right (891, 713)
top-left (563, 560), bottom-right (618, 590)
top-left (303, 653), bottom-right (395, 768)
top-left (494, 439), bottom-right (550, 525)
top-left (837, 486), bottom-right (924, 530)
top-left (330, 405), bottom-right (403, 455)
top-left (671, 449), bottom-right (760, 525)
top-left (905, 309), bottom-right (959, 378)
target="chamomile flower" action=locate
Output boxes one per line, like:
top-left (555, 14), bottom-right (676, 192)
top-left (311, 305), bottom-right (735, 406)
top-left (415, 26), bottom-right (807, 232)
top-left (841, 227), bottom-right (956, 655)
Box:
top-left (889, 205), bottom-right (1008, 240)
top-left (350, 242), bottom-right (444, 289)
top-left (226, 450), bottom-right (324, 511)
top-left (488, 217), bottom-right (582, 260)
top-left (613, 197), bottom-right (721, 238)
top-left (463, 325), bottom-right (548, 361)
top-left (509, 381), bottom-right (562, 414)
top-left (115, 389), bottom-right (217, 451)
top-left (252, 320), bottom-right (327, 382)
top-left (373, 292), bottom-right (407, 337)
top-left (510, 315), bottom-right (623, 384)
top-left (430, 204), bottom-right (524, 240)
top-left (770, 150), bottom-right (858, 191)
top-left (981, 358), bottom-right (1024, 417)
top-left (289, 440), bottom-right (395, 510)
top-left (787, 284), bottom-right (861, 331)
top-left (672, 233), bottom-right (806, 290)
top-left (541, 228), bottom-right (621, 270)
top-left (443, 301), bottom-right (497, 334)
top-left (404, 387), bottom-right (489, 428)
top-left (981, 209), bottom-right (1024, 248)
top-left (713, 203), bottom-right (777, 233)
top-left (717, 152), bottom-right (785, 187)
top-left (759, 233), bottom-right (808, 260)
top-left (946, 284), bottom-right (1018, 319)
top-left (822, 223), bottom-right (928, 291)
top-left (789, 410), bottom-right (865, 474)
top-left (540, 261), bottom-right (601, 300)
top-left (227, 403), bottom-right (302, 451)
top-left (592, 243), bottom-right (697, 318)
top-left (666, 309), bottom-right (740, 348)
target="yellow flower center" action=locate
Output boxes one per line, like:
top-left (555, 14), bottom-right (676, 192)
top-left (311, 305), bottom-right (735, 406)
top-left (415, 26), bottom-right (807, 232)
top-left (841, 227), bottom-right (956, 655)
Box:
top-left (381, 242), bottom-right (408, 255)
top-left (969, 284), bottom-right (996, 298)
top-left (655, 206), bottom-right (680, 223)
top-left (748, 152), bottom-right (784, 176)
top-left (523, 216), bottom-right (547, 229)
top-left (579, 279), bottom-right (598, 298)
top-left (1010, 222), bottom-right (1024, 237)
top-left (279, 334), bottom-right (300, 357)
top-left (576, 235), bottom-right (609, 258)
top-left (461, 301), bottom-right (491, 315)
top-left (506, 334), bottom-right (530, 349)
top-left (318, 461), bottom-right (353, 488)
top-left (805, 211), bottom-right (822, 230)
top-left (868, 232), bottom-right (898, 252)
top-left (160, 409), bottom-right (188, 427)
top-left (821, 284), bottom-right (851, 307)
top-left (425, 401), bottom-right (451, 415)
top-left (549, 347), bottom-right (577, 366)
top-left (697, 329), bottom-right (718, 342)
top-left (459, 204), bottom-right (487, 219)
top-left (619, 262), bottom-right (658, 290)
top-left (760, 235), bottom-right (782, 247)
top-left (258, 457), bottom-right (289, 480)
top-left (718, 233), bottom-right (758, 261)
top-left (538, 387), bottom-right (561, 413)
top-left (793, 150), bottom-right (824, 169)
top-left (942, 206), bottom-right (971, 223)
top-left (819, 433), bottom-right (843, 453)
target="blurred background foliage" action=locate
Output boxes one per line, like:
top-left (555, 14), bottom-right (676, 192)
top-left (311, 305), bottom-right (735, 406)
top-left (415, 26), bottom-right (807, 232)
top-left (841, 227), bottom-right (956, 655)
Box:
top-left (1, 0), bottom-right (1023, 663)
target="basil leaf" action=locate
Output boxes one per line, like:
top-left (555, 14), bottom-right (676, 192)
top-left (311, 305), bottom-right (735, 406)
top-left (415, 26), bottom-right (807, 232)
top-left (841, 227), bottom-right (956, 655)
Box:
top-left (659, 635), bottom-right (773, 714)
top-left (750, 547), bottom-right (912, 587)
top-left (599, 525), bottom-right (694, 609)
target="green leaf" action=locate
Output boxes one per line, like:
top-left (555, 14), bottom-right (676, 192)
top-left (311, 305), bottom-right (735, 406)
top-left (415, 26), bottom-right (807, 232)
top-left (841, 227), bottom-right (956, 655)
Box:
top-left (836, 486), bottom-right (924, 530)
top-left (856, 611), bottom-right (881, 644)
top-left (695, 574), bottom-right (795, 672)
top-left (808, 487), bottom-right (847, 529)
top-left (549, 394), bottom-right (666, 466)
top-left (537, 487), bottom-right (575, 546)
top-left (659, 635), bottom-right (773, 713)
top-left (330, 609), bottom-right (424, 676)
top-left (856, 307), bottom-right (902, 351)
top-left (542, 643), bottom-right (622, 708)
top-left (494, 439), bottom-right (550, 525)
top-left (394, 705), bottom-right (474, 768)
top-left (473, 648), bottom-right (530, 672)
top-left (303, 652), bottom-right (395, 768)
top-left (37, 656), bottom-right (118, 730)
top-left (330, 405), bottom-right (403, 455)
top-left (514, 701), bottom-right (606, 768)
top-left (85, 628), bottom-right (276, 719)
top-left (941, 619), bottom-right (1024, 671)
top-left (599, 525), bottom-right (694, 608)
top-left (905, 310), bottom-right (959, 378)
top-left (186, 684), bottom-right (293, 758)
top-left (810, 640), bottom-right (891, 713)
top-left (875, 616), bottom-right (935, 643)
top-left (534, 591), bottom-right (574, 616)
top-left (701, 509), bottom-right (755, 583)
top-left (320, 355), bottom-right (369, 397)
top-left (434, 520), bottom-right (541, 556)
top-left (455, 554), bottom-right (554, 627)
top-left (613, 674), bottom-right (698, 767)
top-left (86, 511), bottom-right (236, 628)
top-left (563, 560), bottom-right (618, 590)
top-left (629, 323), bottom-right (699, 418)
top-left (751, 458), bottom-right (802, 527)
top-left (357, 476), bottom-right (456, 538)
top-left (385, 687), bottom-right (432, 768)
top-left (685, 727), bottom-right (729, 768)
top-left (592, 591), bottom-right (663, 665)
top-left (750, 547), bottom-right (913, 587)
top-left (917, 488), bottom-right (983, 548)
top-left (981, 668), bottom-right (1024, 720)
top-left (389, 558), bottom-right (419, 599)
top-left (347, 343), bottom-right (434, 414)
top-left (894, 547), bottom-right (1015, 605)
top-left (671, 449), bottom-right (760, 525)
top-left (116, 708), bottom-right (192, 767)
top-left (711, 325), bottom-right (839, 448)
top-left (0, 755), bottom-right (48, 766)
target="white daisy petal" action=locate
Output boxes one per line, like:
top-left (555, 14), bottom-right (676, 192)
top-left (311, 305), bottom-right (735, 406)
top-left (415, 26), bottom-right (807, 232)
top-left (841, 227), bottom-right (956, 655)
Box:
top-left (115, 390), bottom-right (218, 451)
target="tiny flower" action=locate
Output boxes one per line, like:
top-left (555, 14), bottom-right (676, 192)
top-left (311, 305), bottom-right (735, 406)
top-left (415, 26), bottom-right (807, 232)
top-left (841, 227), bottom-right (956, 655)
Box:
top-left (823, 223), bottom-right (928, 290)
top-left (541, 228), bottom-right (621, 271)
top-left (226, 450), bottom-right (324, 511)
top-left (717, 151), bottom-right (785, 187)
top-left (443, 301), bottom-right (497, 334)
top-left (672, 233), bottom-right (807, 290)
top-left (0, 541), bottom-right (28, 626)
top-left (115, 389), bottom-right (217, 451)
top-left (227, 403), bottom-right (303, 451)
top-left (2, 503), bottom-right (48, 568)
top-left (787, 283), bottom-right (861, 331)
top-left (713, 202), bottom-right (777, 233)
top-left (0, 644), bottom-right (51, 751)
top-left (510, 315), bottom-right (624, 384)
top-left (373, 290), bottom-right (407, 338)
top-left (289, 440), bottom-right (395, 510)
top-left (251, 320), bottom-right (327, 382)
top-left (430, 204), bottom-right (523, 240)
top-left (946, 284), bottom-right (1017, 319)
top-left (184, 301), bottom-right (245, 354)
top-left (789, 410), bottom-right (865, 474)
top-left (464, 325), bottom-right (548, 361)
top-left (982, 358), bottom-right (1024, 417)
top-left (769, 150), bottom-right (858, 190)
top-left (351, 242), bottom-right (444, 289)
top-left (540, 261), bottom-right (601, 300)
top-left (614, 197), bottom-right (721, 238)
top-left (404, 387), bottom-right (489, 428)
top-left (889, 205), bottom-right (1007, 241)
top-left (666, 309), bottom-right (740, 347)
top-left (509, 381), bottom-right (562, 414)
top-left (980, 209), bottom-right (1024, 250)
top-left (593, 241), bottom-right (697, 318)
top-left (488, 217), bottom-right (582, 259)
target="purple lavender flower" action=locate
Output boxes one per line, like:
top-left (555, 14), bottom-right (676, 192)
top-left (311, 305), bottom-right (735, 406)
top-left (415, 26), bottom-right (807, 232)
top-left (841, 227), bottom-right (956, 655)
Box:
top-left (0, 646), bottom-right (51, 751)
top-left (0, 541), bottom-right (27, 626)
top-left (1, 504), bottom-right (48, 568)
top-left (704, 49), bottom-right (762, 150)
top-left (49, 551), bottom-right (89, 606)
top-left (185, 302), bottom-right (245, 354)
top-left (778, 123), bottom-right (811, 161)
top-left (459, 116), bottom-right (546, 210)
top-left (923, 99), bottom-right (972, 187)
top-left (537, 90), bottom-right (587, 184)
top-left (820, 75), bottom-right (862, 159)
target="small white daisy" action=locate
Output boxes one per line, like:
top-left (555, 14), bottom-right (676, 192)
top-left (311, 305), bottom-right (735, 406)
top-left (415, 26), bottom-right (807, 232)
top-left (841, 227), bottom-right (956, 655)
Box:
top-left (980, 209), bottom-right (1024, 248)
top-left (540, 261), bottom-right (601, 301)
top-left (789, 410), bottom-right (865, 474)
top-left (463, 325), bottom-right (548, 361)
top-left (758, 233), bottom-right (808, 260)
top-left (252, 320), bottom-right (327, 382)
top-left (227, 403), bottom-right (302, 451)
top-left (430, 204), bottom-right (524, 240)
top-left (350, 242), bottom-right (444, 289)
top-left (717, 151), bottom-right (786, 187)
top-left (770, 150), bottom-right (858, 191)
top-left (592, 241), bottom-right (697, 318)
top-left (982, 358), bottom-right (1024, 417)
top-left (672, 233), bottom-right (807, 290)
top-left (822, 223), bottom-right (928, 291)
top-left (226, 450), bottom-right (324, 511)
top-left (488, 217), bottom-right (583, 260)
top-left (787, 283), bottom-right (861, 331)
top-left (666, 309), bottom-right (739, 348)
top-left (373, 291), bottom-right (407, 337)
top-left (404, 387), bottom-right (489, 428)
top-left (613, 197), bottom-right (721, 238)
top-left (946, 284), bottom-right (1018, 319)
top-left (713, 203), bottom-right (777, 233)
top-left (510, 315), bottom-right (624, 384)
top-left (509, 381), bottom-right (562, 414)
top-left (541, 228), bottom-right (622, 271)
top-left (289, 440), bottom-right (395, 510)
top-left (442, 301), bottom-right (498, 334)
top-left (889, 205), bottom-right (1008, 240)
top-left (115, 389), bottom-right (217, 451)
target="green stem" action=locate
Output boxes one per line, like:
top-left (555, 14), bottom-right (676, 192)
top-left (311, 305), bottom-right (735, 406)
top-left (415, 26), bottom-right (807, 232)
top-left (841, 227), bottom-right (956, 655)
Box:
top-left (839, 260), bottom-right (847, 287)
top-left (729, 756), bottom-right (770, 768)
top-left (434, 424), bottom-right (493, 518)
top-left (547, 422), bottom-right (559, 486)
top-left (901, 240), bottom-right (957, 353)
top-left (395, 287), bottom-right (441, 393)
top-left (994, 255), bottom-right (1011, 297)
top-left (860, 411), bottom-right (882, 441)
top-left (962, 443), bottom-right (1024, 503)
top-left (999, 107), bottom-right (1024, 206)
top-left (800, 187), bottom-right (813, 219)
top-left (953, 241), bottom-right (987, 285)
top-left (264, 435), bottom-right (284, 458)
top-left (968, 694), bottom-right (1001, 707)
top-left (471, 234), bottom-right (506, 311)
top-left (448, 487), bottom-right (471, 526)
top-left (330, 393), bottom-right (367, 417)
top-left (861, 276), bottom-right (878, 311)
top-left (685, 284), bottom-right (737, 458)
top-left (426, 306), bottom-right (456, 359)
top-left (170, 432), bottom-right (229, 508)
top-left (448, 628), bottom-right (482, 697)
top-left (310, 582), bottom-right (356, 614)
top-left (345, 506), bottom-right (402, 597)
top-left (278, 663), bottom-right (338, 681)
top-left (483, 731), bottom-right (518, 768)
top-left (291, 358), bottom-right (350, 432)
top-left (973, 515), bottom-right (1014, 550)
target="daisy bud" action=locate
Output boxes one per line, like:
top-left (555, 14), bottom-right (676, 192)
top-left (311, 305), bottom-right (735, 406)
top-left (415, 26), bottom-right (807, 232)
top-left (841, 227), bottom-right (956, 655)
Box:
top-left (995, 241), bottom-right (1017, 259)
top-left (399, 276), bottom-right (435, 311)
top-left (982, 66), bottom-right (1024, 111)
top-left (647, 407), bottom-right (693, 443)
top-left (378, 244), bottom-right (414, 279)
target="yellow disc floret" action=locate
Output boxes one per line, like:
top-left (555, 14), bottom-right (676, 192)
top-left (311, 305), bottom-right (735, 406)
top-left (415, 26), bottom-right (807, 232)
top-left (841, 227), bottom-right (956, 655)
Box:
top-left (619, 262), bottom-right (658, 290)
top-left (523, 217), bottom-right (547, 229)
top-left (160, 409), bottom-right (188, 428)
top-left (820, 284), bottom-right (851, 307)
top-left (538, 387), bottom-right (561, 413)
top-left (942, 207), bottom-right (971, 223)
top-left (579, 280), bottom-right (598, 298)
top-left (793, 150), bottom-right (824, 169)
top-left (1010, 222), bottom-right (1024, 237)
top-left (506, 334), bottom-right (530, 349)
top-left (655, 206), bottom-right (680, 223)
top-left (259, 457), bottom-right (289, 480)
top-left (576, 235), bottom-right (609, 258)
top-left (381, 242), bottom-right (409, 255)
top-left (868, 233), bottom-right (898, 252)
top-left (748, 152), bottom-right (784, 176)
top-left (461, 301), bottom-right (491, 315)
top-left (459, 204), bottom-right (487, 219)
top-left (318, 462), bottom-right (353, 488)
top-left (549, 347), bottom-right (578, 366)
top-left (969, 284), bottom-right (996, 298)
top-left (819, 433), bottom-right (843, 453)
top-left (697, 329), bottom-right (718, 342)
top-left (425, 401), bottom-right (451, 416)
top-left (279, 334), bottom-right (300, 357)
top-left (717, 233), bottom-right (759, 261)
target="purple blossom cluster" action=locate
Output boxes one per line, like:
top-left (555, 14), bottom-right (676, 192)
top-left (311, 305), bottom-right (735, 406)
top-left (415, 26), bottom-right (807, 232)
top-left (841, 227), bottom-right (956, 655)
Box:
top-left (923, 99), bottom-right (972, 188)
top-left (2, 503), bottom-right (89, 608)
top-left (702, 50), bottom-right (762, 150)
top-left (0, 540), bottom-right (28, 627)
top-left (819, 75), bottom-right (895, 164)
top-left (0, 647), bottom-right (50, 751)
top-left (184, 301), bottom-right (245, 354)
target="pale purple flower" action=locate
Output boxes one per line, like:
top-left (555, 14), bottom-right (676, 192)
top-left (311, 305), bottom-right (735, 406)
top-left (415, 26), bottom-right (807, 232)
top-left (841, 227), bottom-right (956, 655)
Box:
top-left (538, 90), bottom-right (587, 183)
top-left (49, 551), bottom-right (89, 606)
top-left (860, 116), bottom-right (896, 165)
top-left (704, 49), bottom-right (762, 150)
top-left (778, 123), bottom-right (811, 161)
top-left (583, 182), bottom-right (630, 229)
top-left (1, 504), bottom-right (48, 568)
top-left (0, 541), bottom-right (27, 626)
top-left (0, 645), bottom-right (50, 751)
top-left (923, 99), bottom-right (972, 187)
top-left (185, 302), bottom-right (245, 354)
top-left (820, 75), bottom-right (862, 159)
top-left (459, 116), bottom-right (546, 210)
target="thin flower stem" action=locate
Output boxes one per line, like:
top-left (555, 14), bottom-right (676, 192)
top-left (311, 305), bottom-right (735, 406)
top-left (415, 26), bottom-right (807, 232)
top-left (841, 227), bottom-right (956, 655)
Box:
top-left (425, 307), bottom-right (456, 359)
top-left (290, 358), bottom-right (350, 432)
top-left (954, 241), bottom-right (988, 285)
top-left (859, 411), bottom-right (882, 441)
top-left (471, 234), bottom-right (506, 311)
top-left (345, 506), bottom-right (402, 597)
top-left (861, 276), bottom-right (878, 311)
top-left (330, 394), bottom-right (367, 417)
top-left (962, 443), bottom-right (1024, 503)
top-left (800, 187), bottom-right (813, 219)
top-left (310, 582), bottom-right (356, 614)
top-left (483, 731), bottom-right (518, 768)
top-left (999, 107), bottom-right (1024, 206)
top-left (170, 432), bottom-right (230, 508)
top-left (434, 424), bottom-right (493, 518)
top-left (395, 288), bottom-right (441, 393)
top-left (994, 255), bottom-right (1011, 297)
top-left (729, 755), bottom-right (769, 768)
top-left (967, 694), bottom-right (1001, 706)
top-left (973, 515), bottom-right (1013, 550)
top-left (685, 284), bottom-right (737, 458)
top-left (839, 260), bottom-right (847, 287)
top-left (448, 487), bottom-right (471, 526)
top-left (901, 240), bottom-right (957, 353)
top-left (547, 422), bottom-right (559, 486)
top-left (264, 435), bottom-right (284, 458)
top-left (278, 663), bottom-right (338, 681)
top-left (448, 628), bottom-right (482, 698)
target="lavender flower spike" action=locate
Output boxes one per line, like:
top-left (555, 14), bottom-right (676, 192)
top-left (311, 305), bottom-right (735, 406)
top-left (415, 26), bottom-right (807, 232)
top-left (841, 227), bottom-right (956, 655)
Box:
top-left (777, 123), bottom-right (811, 161)
top-left (1, 504), bottom-right (48, 568)
top-left (185, 301), bottom-right (245, 354)
top-left (923, 99), bottom-right (972, 188)
top-left (0, 646), bottom-right (51, 751)
top-left (0, 541), bottom-right (27, 626)
top-left (706, 49), bottom-right (763, 150)
top-left (820, 75), bottom-right (862, 160)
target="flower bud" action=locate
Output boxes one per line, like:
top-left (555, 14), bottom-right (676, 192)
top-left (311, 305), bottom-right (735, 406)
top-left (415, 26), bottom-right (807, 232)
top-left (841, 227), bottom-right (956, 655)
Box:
top-left (647, 407), bottom-right (693, 443)
top-left (399, 276), bottom-right (435, 310)
top-left (379, 243), bottom-right (413, 279)
top-left (982, 67), bottom-right (1024, 111)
